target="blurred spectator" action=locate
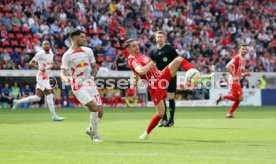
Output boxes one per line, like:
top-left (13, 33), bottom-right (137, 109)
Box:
top-left (125, 88), bottom-right (138, 107)
top-left (116, 53), bottom-right (129, 70)
top-left (240, 76), bottom-right (249, 89)
top-left (258, 75), bottom-right (267, 89)
top-left (0, 83), bottom-right (14, 107)
top-left (1, 13), bottom-right (12, 31)
top-left (11, 82), bottom-right (21, 99)
top-left (11, 12), bottom-right (21, 27)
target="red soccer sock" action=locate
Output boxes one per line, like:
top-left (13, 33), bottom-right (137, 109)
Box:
top-left (146, 114), bottom-right (161, 134)
top-left (223, 95), bottom-right (239, 101)
top-left (181, 58), bottom-right (194, 71)
top-left (228, 101), bottom-right (240, 114)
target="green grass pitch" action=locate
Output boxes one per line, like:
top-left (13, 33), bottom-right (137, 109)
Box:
top-left (0, 106), bottom-right (276, 164)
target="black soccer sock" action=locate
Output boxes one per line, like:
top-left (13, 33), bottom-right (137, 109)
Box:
top-left (163, 100), bottom-right (168, 120)
top-left (169, 99), bottom-right (175, 121)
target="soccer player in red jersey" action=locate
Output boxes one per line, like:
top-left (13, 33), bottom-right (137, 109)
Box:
top-left (216, 45), bottom-right (251, 118)
top-left (125, 39), bottom-right (194, 140)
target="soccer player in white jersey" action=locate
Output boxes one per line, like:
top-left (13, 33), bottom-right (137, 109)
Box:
top-left (60, 29), bottom-right (103, 142)
top-left (13, 41), bottom-right (64, 121)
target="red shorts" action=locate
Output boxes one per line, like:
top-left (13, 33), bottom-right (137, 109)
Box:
top-left (150, 66), bottom-right (173, 105)
top-left (231, 84), bottom-right (243, 97)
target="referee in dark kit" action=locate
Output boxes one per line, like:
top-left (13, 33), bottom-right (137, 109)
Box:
top-left (150, 31), bottom-right (179, 127)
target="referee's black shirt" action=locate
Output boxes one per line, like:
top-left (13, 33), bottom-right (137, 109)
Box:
top-left (149, 44), bottom-right (179, 70)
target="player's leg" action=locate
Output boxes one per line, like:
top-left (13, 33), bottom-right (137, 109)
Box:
top-left (216, 84), bottom-right (239, 105)
top-left (168, 57), bottom-right (194, 78)
top-left (158, 100), bottom-right (168, 127)
top-left (83, 87), bottom-right (103, 142)
top-left (140, 100), bottom-right (164, 140)
top-left (44, 89), bottom-right (64, 121)
top-left (164, 92), bottom-right (175, 127)
top-left (226, 85), bottom-right (243, 118)
top-left (13, 88), bottom-right (43, 110)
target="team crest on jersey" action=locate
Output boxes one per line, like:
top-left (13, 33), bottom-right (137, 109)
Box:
top-left (163, 57), bottom-right (168, 62)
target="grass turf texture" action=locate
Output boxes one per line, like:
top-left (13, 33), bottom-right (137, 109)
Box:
top-left (0, 107), bottom-right (276, 164)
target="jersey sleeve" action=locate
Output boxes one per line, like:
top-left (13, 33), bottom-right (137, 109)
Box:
top-left (32, 51), bottom-right (41, 62)
top-left (149, 49), bottom-right (156, 61)
top-left (231, 55), bottom-right (240, 67)
top-left (61, 53), bottom-right (69, 70)
top-left (83, 47), bottom-right (96, 64)
top-left (128, 57), bottom-right (142, 71)
top-left (168, 45), bottom-right (179, 58)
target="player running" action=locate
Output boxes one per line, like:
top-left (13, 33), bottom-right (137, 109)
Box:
top-left (12, 40), bottom-right (64, 121)
top-left (60, 29), bottom-right (103, 142)
top-left (150, 31), bottom-right (179, 127)
top-left (216, 44), bottom-right (251, 118)
top-left (125, 39), bottom-right (195, 140)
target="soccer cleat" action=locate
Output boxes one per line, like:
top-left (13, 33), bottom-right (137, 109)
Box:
top-left (216, 94), bottom-right (223, 105)
top-left (86, 127), bottom-right (102, 142)
top-left (164, 120), bottom-right (174, 127)
top-left (12, 99), bottom-right (17, 111)
top-left (53, 116), bottom-right (65, 121)
top-left (158, 119), bottom-right (168, 127)
top-left (226, 114), bottom-right (235, 118)
top-left (139, 131), bottom-right (149, 140)
top-left (92, 135), bottom-right (103, 142)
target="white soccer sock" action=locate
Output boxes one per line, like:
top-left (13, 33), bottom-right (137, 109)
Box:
top-left (17, 95), bottom-right (41, 105)
top-left (45, 94), bottom-right (57, 119)
top-left (90, 112), bottom-right (99, 135)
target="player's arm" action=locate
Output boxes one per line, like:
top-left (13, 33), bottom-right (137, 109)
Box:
top-left (60, 54), bottom-right (70, 85)
top-left (135, 61), bottom-right (155, 75)
top-left (60, 68), bottom-right (70, 86)
top-left (91, 62), bottom-right (97, 79)
top-left (241, 72), bottom-right (252, 77)
top-left (226, 59), bottom-right (238, 80)
top-left (134, 73), bottom-right (140, 89)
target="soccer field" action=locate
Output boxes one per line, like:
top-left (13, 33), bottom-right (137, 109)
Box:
top-left (0, 107), bottom-right (276, 164)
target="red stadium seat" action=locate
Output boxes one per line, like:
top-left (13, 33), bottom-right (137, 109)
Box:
top-left (2, 40), bottom-right (10, 46)
top-left (11, 40), bottom-right (19, 46)
top-left (22, 27), bottom-right (30, 33)
top-left (3, 6), bottom-right (10, 12)
top-left (8, 33), bottom-right (15, 39)
top-left (0, 48), bottom-right (4, 53)
top-left (0, 12), bottom-right (3, 17)
top-left (7, 12), bottom-right (13, 18)
top-left (13, 26), bottom-right (20, 32)
top-left (89, 29), bottom-right (95, 34)
top-left (7, 48), bottom-right (13, 53)
top-left (98, 29), bottom-right (105, 34)
top-left (16, 48), bottom-right (22, 53)
top-left (16, 33), bottom-right (23, 39)
top-left (97, 56), bottom-right (104, 62)
top-left (26, 34), bottom-right (33, 39)
top-left (34, 34), bottom-right (40, 40)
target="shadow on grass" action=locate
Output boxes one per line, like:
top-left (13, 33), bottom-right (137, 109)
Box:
top-left (106, 140), bottom-right (179, 145)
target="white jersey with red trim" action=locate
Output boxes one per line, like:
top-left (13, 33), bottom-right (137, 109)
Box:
top-left (33, 50), bottom-right (54, 76)
top-left (61, 46), bottom-right (96, 91)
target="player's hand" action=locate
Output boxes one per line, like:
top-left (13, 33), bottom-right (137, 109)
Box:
top-left (233, 76), bottom-right (240, 81)
top-left (151, 61), bottom-right (156, 67)
top-left (65, 78), bottom-right (71, 86)
top-left (40, 68), bottom-right (46, 73)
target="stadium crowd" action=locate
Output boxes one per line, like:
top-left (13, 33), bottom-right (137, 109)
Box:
top-left (0, 0), bottom-right (275, 73)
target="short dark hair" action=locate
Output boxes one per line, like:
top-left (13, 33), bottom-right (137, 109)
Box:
top-left (156, 31), bottom-right (166, 35)
top-left (69, 28), bottom-right (84, 38)
top-left (125, 39), bottom-right (135, 47)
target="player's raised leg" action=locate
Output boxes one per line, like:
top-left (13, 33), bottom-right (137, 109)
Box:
top-left (13, 89), bottom-right (43, 110)
top-left (140, 100), bottom-right (164, 140)
top-left (44, 89), bottom-right (64, 121)
top-left (167, 57), bottom-right (194, 77)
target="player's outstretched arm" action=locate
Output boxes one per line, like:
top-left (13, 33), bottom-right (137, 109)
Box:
top-left (91, 63), bottom-right (97, 79)
top-left (60, 68), bottom-right (70, 86)
top-left (135, 61), bottom-right (155, 75)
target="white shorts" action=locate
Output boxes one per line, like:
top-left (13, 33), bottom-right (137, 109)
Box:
top-left (36, 79), bottom-right (51, 91)
top-left (73, 86), bottom-right (102, 106)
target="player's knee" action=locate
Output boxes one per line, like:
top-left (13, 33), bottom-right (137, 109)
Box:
top-left (98, 105), bottom-right (104, 118)
top-left (239, 96), bottom-right (244, 102)
top-left (86, 102), bottom-right (98, 112)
